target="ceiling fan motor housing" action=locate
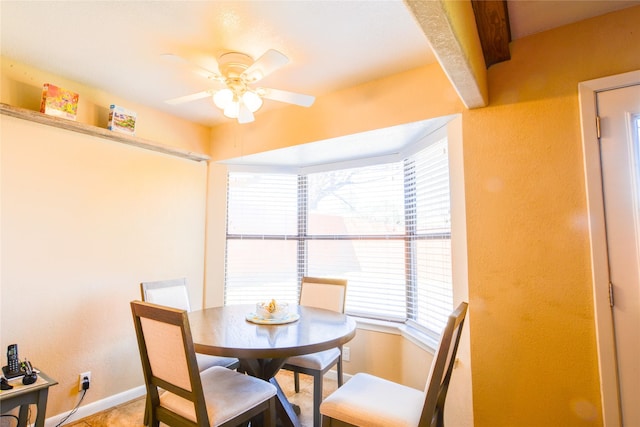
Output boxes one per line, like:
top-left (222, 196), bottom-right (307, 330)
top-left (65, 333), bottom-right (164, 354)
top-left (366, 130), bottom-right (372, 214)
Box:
top-left (217, 51), bottom-right (253, 79)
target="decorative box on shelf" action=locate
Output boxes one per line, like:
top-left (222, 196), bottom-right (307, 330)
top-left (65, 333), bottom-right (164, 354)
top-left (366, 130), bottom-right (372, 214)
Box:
top-left (39, 83), bottom-right (79, 120)
top-left (107, 104), bottom-right (137, 135)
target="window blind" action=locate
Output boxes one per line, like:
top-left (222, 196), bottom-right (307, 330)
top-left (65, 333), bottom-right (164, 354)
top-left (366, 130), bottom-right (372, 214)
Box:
top-left (225, 136), bottom-right (453, 335)
top-left (225, 173), bottom-right (299, 304)
top-left (306, 162), bottom-right (408, 321)
top-left (406, 138), bottom-right (453, 333)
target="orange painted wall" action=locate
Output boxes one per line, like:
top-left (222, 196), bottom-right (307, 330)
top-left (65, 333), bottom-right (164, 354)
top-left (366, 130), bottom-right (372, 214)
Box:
top-left (463, 6), bottom-right (640, 426)
top-left (1, 57), bottom-right (211, 418)
top-left (207, 5), bottom-right (640, 426)
top-left (208, 62), bottom-right (464, 161)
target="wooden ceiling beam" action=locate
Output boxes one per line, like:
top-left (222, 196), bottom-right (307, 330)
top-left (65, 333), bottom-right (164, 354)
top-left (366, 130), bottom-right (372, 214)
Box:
top-left (404, 0), bottom-right (489, 108)
top-left (471, 0), bottom-right (512, 67)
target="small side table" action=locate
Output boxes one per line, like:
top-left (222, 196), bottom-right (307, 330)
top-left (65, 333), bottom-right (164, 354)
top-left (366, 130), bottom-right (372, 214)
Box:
top-left (0, 370), bottom-right (57, 427)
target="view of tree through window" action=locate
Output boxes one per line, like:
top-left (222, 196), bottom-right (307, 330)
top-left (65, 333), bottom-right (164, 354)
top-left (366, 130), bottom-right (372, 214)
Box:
top-left (225, 136), bottom-right (452, 335)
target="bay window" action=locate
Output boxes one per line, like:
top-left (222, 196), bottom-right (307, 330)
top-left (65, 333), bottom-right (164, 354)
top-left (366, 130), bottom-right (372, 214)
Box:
top-left (225, 134), bottom-right (452, 336)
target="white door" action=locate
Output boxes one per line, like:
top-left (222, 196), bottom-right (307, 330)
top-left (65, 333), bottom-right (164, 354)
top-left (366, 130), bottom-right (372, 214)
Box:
top-left (597, 83), bottom-right (640, 426)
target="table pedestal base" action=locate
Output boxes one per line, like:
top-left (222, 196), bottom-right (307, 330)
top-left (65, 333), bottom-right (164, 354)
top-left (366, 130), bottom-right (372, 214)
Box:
top-left (239, 358), bottom-right (302, 427)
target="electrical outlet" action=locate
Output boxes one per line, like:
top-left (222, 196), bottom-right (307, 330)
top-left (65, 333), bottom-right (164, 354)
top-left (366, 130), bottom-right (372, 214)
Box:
top-left (342, 346), bottom-right (351, 362)
top-left (78, 371), bottom-right (91, 392)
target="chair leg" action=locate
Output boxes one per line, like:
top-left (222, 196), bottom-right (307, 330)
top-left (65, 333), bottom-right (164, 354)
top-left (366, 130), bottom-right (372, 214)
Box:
top-left (143, 398), bottom-right (150, 426)
top-left (337, 355), bottom-right (343, 387)
top-left (294, 371), bottom-right (301, 393)
top-left (147, 408), bottom-right (159, 427)
top-left (313, 372), bottom-right (323, 427)
top-left (436, 406), bottom-right (445, 427)
top-left (265, 396), bottom-right (276, 427)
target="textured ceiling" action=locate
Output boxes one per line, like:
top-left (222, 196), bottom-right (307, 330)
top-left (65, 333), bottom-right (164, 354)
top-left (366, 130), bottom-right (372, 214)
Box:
top-left (2, 1), bottom-right (637, 128)
top-left (1, 1), bottom-right (434, 126)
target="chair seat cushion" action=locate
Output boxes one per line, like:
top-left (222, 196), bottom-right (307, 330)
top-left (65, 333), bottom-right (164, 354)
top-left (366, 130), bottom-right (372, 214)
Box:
top-left (320, 373), bottom-right (424, 427)
top-left (160, 366), bottom-right (276, 425)
top-left (285, 347), bottom-right (340, 370)
top-left (196, 353), bottom-right (238, 371)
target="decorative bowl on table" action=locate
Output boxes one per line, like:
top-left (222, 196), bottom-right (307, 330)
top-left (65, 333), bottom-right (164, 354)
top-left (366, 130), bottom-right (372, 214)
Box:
top-left (256, 299), bottom-right (289, 320)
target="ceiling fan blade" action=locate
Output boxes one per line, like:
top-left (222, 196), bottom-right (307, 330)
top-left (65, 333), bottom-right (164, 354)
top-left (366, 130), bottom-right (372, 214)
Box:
top-left (237, 101), bottom-right (255, 124)
top-left (242, 49), bottom-right (289, 83)
top-left (260, 88), bottom-right (315, 107)
top-left (165, 90), bottom-right (214, 105)
top-left (160, 53), bottom-right (222, 81)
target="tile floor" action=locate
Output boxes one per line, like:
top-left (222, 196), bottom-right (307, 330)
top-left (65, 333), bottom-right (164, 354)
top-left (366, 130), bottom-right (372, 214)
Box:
top-left (62, 370), bottom-right (336, 427)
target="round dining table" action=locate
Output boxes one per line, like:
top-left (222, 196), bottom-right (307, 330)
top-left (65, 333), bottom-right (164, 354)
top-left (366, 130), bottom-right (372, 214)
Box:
top-left (188, 304), bottom-right (357, 427)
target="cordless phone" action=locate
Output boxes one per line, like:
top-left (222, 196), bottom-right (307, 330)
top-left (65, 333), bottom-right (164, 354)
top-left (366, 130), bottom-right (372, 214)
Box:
top-left (2, 344), bottom-right (22, 379)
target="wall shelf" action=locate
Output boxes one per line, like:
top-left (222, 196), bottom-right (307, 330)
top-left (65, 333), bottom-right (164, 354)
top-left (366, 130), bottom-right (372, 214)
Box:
top-left (0, 103), bottom-right (210, 162)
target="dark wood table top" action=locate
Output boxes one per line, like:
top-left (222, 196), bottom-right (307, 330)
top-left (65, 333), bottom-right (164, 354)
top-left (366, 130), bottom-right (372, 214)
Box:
top-left (189, 304), bottom-right (356, 360)
top-left (189, 304), bottom-right (356, 427)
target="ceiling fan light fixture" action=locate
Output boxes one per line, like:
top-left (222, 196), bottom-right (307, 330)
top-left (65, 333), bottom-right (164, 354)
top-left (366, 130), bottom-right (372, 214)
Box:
top-left (166, 49), bottom-right (313, 124)
top-left (223, 101), bottom-right (240, 119)
top-left (213, 88), bottom-right (234, 109)
top-left (242, 90), bottom-right (263, 113)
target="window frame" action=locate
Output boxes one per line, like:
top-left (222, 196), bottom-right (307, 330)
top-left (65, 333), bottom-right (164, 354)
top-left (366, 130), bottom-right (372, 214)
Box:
top-left (224, 125), bottom-right (454, 338)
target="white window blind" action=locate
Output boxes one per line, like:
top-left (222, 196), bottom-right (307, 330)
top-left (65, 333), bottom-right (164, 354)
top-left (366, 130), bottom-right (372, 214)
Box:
top-left (306, 163), bottom-right (408, 321)
top-left (225, 137), bottom-right (453, 335)
top-left (406, 139), bottom-right (453, 333)
top-left (225, 173), bottom-right (299, 304)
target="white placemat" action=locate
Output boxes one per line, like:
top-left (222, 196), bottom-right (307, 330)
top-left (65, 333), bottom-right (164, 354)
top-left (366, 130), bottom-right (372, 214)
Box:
top-left (245, 312), bottom-right (300, 325)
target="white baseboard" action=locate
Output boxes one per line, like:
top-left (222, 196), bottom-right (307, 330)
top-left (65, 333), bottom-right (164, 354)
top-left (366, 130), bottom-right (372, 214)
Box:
top-left (319, 369), bottom-right (352, 383)
top-left (44, 385), bottom-right (146, 427)
top-left (43, 370), bottom-right (350, 426)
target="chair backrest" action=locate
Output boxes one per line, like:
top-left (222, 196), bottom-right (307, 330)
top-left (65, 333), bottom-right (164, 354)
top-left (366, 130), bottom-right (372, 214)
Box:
top-left (299, 277), bottom-right (347, 313)
top-left (420, 302), bottom-right (468, 427)
top-left (141, 278), bottom-right (191, 312)
top-left (130, 300), bottom-right (209, 426)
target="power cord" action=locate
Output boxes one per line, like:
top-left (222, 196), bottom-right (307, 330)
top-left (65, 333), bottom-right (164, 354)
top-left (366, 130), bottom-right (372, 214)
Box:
top-left (0, 405), bottom-right (31, 426)
top-left (55, 388), bottom-right (87, 427)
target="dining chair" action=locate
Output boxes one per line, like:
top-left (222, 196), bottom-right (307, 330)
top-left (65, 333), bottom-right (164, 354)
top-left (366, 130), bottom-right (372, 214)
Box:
top-left (131, 300), bottom-right (277, 427)
top-left (140, 278), bottom-right (239, 371)
top-left (281, 276), bottom-right (348, 427)
top-left (320, 301), bottom-right (468, 427)
top-left (140, 278), bottom-right (240, 426)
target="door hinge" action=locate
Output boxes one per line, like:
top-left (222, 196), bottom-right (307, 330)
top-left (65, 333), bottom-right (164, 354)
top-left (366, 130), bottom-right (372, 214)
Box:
top-left (596, 115), bottom-right (601, 139)
top-left (609, 282), bottom-right (614, 307)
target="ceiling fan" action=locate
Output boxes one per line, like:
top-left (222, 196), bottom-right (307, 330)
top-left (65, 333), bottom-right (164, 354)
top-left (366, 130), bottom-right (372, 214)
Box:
top-left (164, 49), bottom-right (315, 124)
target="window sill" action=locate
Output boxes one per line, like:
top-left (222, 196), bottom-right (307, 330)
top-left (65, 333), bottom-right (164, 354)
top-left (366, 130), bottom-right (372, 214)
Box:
top-left (351, 316), bottom-right (438, 354)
